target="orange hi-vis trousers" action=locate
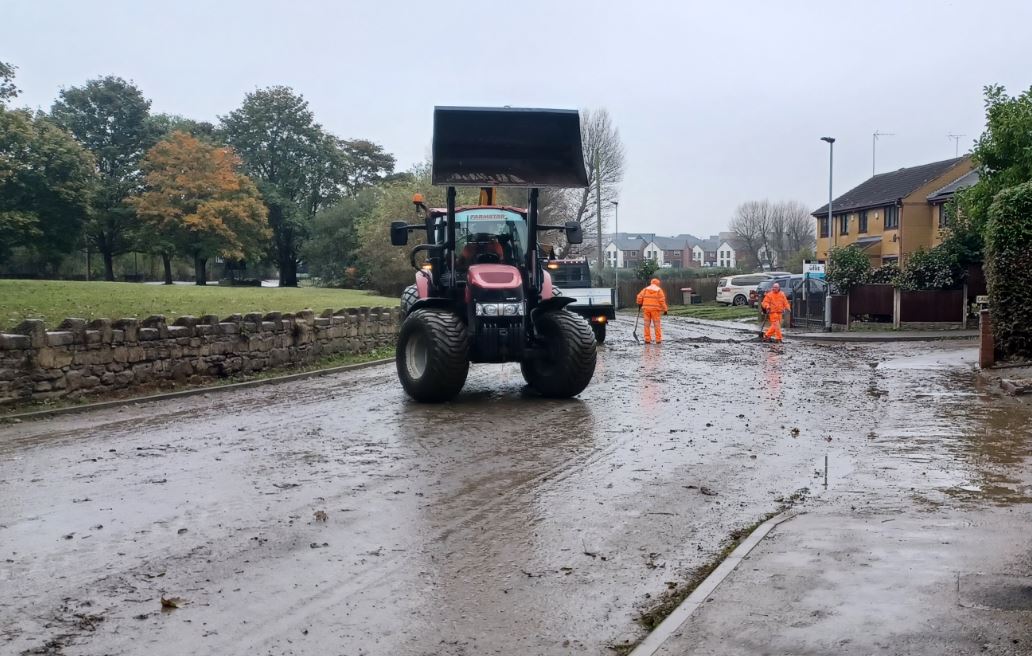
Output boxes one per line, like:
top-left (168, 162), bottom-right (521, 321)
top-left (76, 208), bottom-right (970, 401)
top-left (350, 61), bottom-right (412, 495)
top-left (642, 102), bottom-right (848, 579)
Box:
top-left (764, 313), bottom-right (784, 342)
top-left (644, 309), bottom-right (663, 343)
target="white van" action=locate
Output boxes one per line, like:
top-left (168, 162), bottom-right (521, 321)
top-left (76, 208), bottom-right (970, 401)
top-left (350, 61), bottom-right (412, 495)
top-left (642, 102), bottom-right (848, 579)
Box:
top-left (716, 274), bottom-right (772, 306)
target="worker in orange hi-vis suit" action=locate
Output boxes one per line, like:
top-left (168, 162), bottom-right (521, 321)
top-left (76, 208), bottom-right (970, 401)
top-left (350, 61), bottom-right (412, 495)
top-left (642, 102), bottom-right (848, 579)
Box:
top-left (636, 278), bottom-right (669, 344)
top-left (761, 282), bottom-right (791, 343)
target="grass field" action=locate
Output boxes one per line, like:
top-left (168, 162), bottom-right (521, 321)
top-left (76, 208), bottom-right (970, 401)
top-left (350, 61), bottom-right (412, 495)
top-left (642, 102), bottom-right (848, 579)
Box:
top-left (0, 280), bottom-right (398, 330)
top-left (667, 301), bottom-right (758, 322)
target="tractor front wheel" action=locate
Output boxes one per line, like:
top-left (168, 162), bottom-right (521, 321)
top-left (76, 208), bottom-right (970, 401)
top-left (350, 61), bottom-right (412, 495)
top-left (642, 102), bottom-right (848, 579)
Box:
top-left (521, 310), bottom-right (597, 398)
top-left (400, 284), bottom-right (419, 318)
top-left (396, 309), bottom-right (469, 402)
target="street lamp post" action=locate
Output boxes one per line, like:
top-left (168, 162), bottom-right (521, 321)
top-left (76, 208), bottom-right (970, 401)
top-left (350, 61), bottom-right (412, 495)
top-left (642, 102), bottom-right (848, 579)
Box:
top-left (610, 200), bottom-right (619, 309)
top-left (821, 136), bottom-right (835, 331)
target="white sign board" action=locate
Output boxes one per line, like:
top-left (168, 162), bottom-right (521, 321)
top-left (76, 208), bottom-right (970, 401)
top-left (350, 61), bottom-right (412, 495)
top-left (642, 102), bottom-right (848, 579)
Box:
top-left (803, 261), bottom-right (826, 279)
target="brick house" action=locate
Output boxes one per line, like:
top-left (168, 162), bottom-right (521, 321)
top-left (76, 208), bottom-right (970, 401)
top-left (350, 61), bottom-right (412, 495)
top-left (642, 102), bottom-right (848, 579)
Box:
top-left (812, 156), bottom-right (974, 266)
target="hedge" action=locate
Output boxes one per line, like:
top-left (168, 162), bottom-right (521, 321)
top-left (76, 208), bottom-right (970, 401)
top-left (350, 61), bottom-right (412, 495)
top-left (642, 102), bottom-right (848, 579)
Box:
top-left (986, 181), bottom-right (1032, 359)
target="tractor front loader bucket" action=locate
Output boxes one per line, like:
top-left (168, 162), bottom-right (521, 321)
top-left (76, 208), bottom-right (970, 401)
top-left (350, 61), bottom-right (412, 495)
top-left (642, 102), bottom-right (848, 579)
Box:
top-left (432, 106), bottom-right (588, 188)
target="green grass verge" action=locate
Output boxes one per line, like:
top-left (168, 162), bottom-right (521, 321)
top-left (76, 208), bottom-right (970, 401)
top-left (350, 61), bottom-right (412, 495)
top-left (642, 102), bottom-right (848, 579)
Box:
top-left (667, 301), bottom-right (758, 322)
top-left (0, 346), bottom-right (396, 418)
top-left (0, 280), bottom-right (398, 330)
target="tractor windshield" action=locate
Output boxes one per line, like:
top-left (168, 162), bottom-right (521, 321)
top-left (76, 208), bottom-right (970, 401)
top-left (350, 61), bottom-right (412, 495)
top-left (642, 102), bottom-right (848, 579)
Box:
top-left (454, 209), bottom-right (528, 267)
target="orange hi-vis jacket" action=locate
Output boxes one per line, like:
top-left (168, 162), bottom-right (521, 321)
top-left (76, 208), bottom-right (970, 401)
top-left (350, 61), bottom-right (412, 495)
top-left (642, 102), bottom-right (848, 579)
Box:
top-left (761, 289), bottom-right (791, 314)
top-left (636, 282), bottom-right (668, 312)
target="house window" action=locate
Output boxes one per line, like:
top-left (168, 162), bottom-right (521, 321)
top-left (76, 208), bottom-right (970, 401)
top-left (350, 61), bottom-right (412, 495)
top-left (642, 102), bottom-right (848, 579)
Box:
top-left (882, 256), bottom-right (898, 266)
top-left (858, 210), bottom-right (868, 233)
top-left (838, 214), bottom-right (849, 235)
top-left (884, 205), bottom-right (899, 229)
top-left (938, 203), bottom-right (950, 229)
top-left (819, 217), bottom-right (829, 238)
top-left (629, 251), bottom-right (637, 256)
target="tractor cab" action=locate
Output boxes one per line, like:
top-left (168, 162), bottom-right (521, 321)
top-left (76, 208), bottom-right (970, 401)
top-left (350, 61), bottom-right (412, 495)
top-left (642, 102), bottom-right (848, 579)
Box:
top-left (389, 106), bottom-right (597, 403)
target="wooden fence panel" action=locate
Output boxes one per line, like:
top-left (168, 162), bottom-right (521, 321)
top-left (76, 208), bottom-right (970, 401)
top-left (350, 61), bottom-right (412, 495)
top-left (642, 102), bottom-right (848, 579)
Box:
top-left (848, 284), bottom-right (894, 318)
top-left (615, 277), bottom-right (720, 307)
top-left (830, 295), bottom-right (848, 325)
top-left (899, 289), bottom-right (964, 322)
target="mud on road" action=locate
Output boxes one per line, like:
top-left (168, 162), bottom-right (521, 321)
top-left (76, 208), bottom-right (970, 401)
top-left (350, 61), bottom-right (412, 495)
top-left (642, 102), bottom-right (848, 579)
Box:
top-left (1, 318), bottom-right (1021, 655)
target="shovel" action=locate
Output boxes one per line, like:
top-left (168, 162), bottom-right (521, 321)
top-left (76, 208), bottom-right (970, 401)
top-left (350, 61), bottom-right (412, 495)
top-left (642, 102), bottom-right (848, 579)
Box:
top-left (633, 305), bottom-right (642, 344)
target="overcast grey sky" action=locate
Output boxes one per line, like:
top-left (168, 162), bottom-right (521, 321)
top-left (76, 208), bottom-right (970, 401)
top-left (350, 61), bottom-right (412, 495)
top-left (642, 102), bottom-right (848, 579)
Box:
top-left (5, 0), bottom-right (1031, 237)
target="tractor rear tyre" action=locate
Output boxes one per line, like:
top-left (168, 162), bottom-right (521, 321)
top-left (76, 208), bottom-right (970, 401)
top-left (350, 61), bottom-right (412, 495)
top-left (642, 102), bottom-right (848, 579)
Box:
top-left (400, 284), bottom-right (419, 318)
top-left (591, 322), bottom-right (606, 344)
top-left (396, 309), bottom-right (469, 402)
top-left (521, 310), bottom-right (597, 398)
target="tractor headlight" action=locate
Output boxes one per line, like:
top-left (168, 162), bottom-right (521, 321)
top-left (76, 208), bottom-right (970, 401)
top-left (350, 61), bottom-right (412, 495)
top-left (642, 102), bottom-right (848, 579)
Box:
top-left (476, 302), bottom-right (522, 317)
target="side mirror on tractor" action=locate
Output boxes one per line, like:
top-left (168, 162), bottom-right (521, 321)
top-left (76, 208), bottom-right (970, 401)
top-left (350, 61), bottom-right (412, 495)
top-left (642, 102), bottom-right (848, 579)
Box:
top-left (565, 221), bottom-right (584, 245)
top-left (390, 221), bottom-right (409, 246)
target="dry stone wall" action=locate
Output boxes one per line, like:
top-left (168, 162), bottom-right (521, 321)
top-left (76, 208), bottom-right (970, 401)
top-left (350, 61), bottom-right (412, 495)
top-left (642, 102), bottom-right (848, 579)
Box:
top-left (0, 307), bottom-right (400, 406)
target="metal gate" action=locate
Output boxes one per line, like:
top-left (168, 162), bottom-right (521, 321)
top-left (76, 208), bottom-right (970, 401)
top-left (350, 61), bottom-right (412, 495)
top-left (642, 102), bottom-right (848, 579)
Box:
top-left (792, 279), bottom-right (828, 330)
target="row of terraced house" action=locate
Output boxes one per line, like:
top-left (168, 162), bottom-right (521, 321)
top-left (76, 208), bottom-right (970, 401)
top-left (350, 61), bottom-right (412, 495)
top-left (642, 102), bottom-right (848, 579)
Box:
top-left (813, 155), bottom-right (977, 266)
top-left (602, 232), bottom-right (753, 269)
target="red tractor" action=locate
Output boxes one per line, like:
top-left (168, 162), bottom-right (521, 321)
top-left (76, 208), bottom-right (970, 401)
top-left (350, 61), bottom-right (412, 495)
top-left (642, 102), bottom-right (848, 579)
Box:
top-left (390, 106), bottom-right (597, 402)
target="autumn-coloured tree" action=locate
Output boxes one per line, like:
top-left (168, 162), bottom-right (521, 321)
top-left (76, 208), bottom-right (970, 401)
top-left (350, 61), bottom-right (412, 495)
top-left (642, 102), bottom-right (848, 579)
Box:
top-left (132, 131), bottom-right (269, 285)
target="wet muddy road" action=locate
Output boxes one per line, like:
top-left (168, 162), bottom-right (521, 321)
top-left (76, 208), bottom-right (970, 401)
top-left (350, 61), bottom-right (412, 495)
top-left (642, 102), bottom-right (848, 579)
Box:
top-left (1, 318), bottom-right (1024, 655)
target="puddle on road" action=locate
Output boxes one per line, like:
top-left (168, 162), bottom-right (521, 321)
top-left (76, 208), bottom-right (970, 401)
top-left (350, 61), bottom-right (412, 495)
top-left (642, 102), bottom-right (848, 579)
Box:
top-left (854, 342), bottom-right (1032, 508)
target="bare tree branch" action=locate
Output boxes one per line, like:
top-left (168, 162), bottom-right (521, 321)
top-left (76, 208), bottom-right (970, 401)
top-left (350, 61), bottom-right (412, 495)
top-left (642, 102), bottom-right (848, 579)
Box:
top-left (731, 199), bottom-right (815, 268)
top-left (563, 108), bottom-right (625, 262)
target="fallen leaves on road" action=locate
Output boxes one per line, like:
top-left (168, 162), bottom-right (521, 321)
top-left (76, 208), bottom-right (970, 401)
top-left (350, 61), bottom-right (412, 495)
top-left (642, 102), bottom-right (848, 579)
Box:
top-left (160, 596), bottom-right (187, 609)
top-left (313, 510), bottom-right (328, 522)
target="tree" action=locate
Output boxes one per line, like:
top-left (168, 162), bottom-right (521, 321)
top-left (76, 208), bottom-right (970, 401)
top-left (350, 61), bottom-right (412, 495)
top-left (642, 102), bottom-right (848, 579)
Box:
top-left (730, 199), bottom-right (814, 268)
top-left (354, 163), bottom-right (481, 294)
top-left (561, 108), bottom-right (624, 263)
top-left (729, 200), bottom-right (772, 268)
top-left (0, 108), bottom-right (96, 266)
top-left (341, 139), bottom-right (396, 195)
top-left (636, 257), bottom-right (660, 282)
top-left (781, 201), bottom-right (817, 254)
top-left (985, 182), bottom-right (1032, 359)
top-left (221, 86), bottom-right (393, 287)
top-left (826, 245), bottom-right (870, 293)
top-left (896, 246), bottom-right (960, 291)
top-left (50, 76), bottom-right (158, 281)
top-left (783, 247), bottom-right (815, 276)
top-left (0, 61), bottom-right (19, 105)
top-left (303, 188), bottom-right (378, 286)
top-left (952, 85), bottom-right (1032, 264)
top-left (866, 262), bottom-right (900, 284)
top-left (131, 132), bottom-right (269, 285)
top-left (149, 113), bottom-right (218, 143)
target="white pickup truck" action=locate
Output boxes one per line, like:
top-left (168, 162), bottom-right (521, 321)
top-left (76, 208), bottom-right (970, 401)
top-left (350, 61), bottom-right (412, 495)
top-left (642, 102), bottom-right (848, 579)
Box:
top-left (546, 258), bottom-right (616, 343)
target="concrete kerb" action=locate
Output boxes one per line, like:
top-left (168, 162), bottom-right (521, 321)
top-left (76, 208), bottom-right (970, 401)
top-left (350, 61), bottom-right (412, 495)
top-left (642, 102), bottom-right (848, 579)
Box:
top-left (628, 510), bottom-right (800, 656)
top-left (0, 357), bottom-right (396, 423)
